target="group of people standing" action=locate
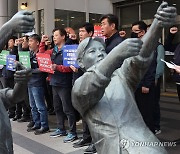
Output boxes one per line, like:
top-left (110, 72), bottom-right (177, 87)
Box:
top-left (1, 5), bottom-right (178, 154)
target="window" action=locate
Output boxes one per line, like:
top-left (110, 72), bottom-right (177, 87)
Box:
top-left (55, 9), bottom-right (86, 31)
top-left (38, 9), bottom-right (44, 35)
top-left (89, 13), bottom-right (102, 25)
top-left (141, 2), bottom-right (159, 20)
top-left (120, 5), bottom-right (139, 26)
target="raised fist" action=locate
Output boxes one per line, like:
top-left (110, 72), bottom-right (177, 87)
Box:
top-left (170, 26), bottom-right (178, 34)
top-left (117, 38), bottom-right (143, 59)
top-left (119, 30), bottom-right (126, 38)
top-left (154, 2), bottom-right (177, 27)
top-left (41, 35), bottom-right (49, 42)
top-left (14, 62), bottom-right (32, 83)
top-left (7, 10), bottom-right (35, 33)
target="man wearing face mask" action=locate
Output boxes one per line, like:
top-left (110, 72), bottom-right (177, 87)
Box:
top-left (132, 21), bottom-right (158, 134)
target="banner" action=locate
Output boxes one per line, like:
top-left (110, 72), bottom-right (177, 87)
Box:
top-left (93, 25), bottom-right (106, 41)
top-left (18, 51), bottom-right (31, 68)
top-left (36, 53), bottom-right (54, 74)
top-left (6, 55), bottom-right (16, 71)
top-left (63, 45), bottom-right (79, 68)
top-left (0, 50), bottom-right (9, 65)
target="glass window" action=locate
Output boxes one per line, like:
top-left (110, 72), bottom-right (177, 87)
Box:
top-left (38, 9), bottom-right (44, 35)
top-left (141, 2), bottom-right (159, 20)
top-left (89, 13), bottom-right (102, 25)
top-left (55, 9), bottom-right (86, 31)
top-left (120, 5), bottom-right (139, 25)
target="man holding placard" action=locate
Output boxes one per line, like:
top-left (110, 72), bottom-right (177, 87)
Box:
top-left (26, 34), bottom-right (49, 135)
top-left (40, 28), bottom-right (77, 142)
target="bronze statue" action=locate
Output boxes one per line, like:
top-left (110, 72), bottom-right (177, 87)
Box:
top-left (0, 11), bottom-right (34, 154)
top-left (72, 2), bottom-right (177, 154)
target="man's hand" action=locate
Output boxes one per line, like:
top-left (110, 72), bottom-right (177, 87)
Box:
top-left (41, 35), bottom-right (49, 42)
top-left (174, 65), bottom-right (180, 74)
top-left (51, 64), bottom-right (57, 71)
top-left (142, 87), bottom-right (149, 94)
top-left (7, 10), bottom-right (35, 33)
top-left (170, 26), bottom-right (178, 34)
top-left (69, 34), bottom-right (77, 40)
top-left (70, 65), bottom-right (78, 72)
top-left (15, 38), bottom-right (24, 46)
top-left (119, 30), bottom-right (126, 38)
top-left (154, 2), bottom-right (177, 27)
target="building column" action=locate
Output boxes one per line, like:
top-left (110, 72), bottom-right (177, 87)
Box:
top-left (0, 0), bottom-right (8, 27)
top-left (0, 0), bottom-right (18, 27)
top-left (8, 0), bottom-right (18, 19)
top-left (85, 0), bottom-right (89, 22)
top-left (44, 0), bottom-right (54, 36)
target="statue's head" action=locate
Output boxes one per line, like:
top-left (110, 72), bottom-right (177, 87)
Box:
top-left (77, 37), bottom-right (107, 71)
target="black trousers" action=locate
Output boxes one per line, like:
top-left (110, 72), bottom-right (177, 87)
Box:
top-left (135, 86), bottom-right (155, 133)
top-left (44, 81), bottom-right (54, 110)
top-left (176, 84), bottom-right (180, 102)
top-left (52, 86), bottom-right (76, 134)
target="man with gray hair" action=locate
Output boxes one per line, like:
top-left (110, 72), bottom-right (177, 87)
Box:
top-left (0, 10), bottom-right (34, 153)
top-left (72, 2), bottom-right (176, 154)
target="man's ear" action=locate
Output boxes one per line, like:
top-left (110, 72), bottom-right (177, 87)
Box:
top-left (62, 35), bottom-right (65, 40)
top-left (89, 31), bottom-right (93, 37)
top-left (111, 23), bottom-right (116, 30)
top-left (141, 30), bottom-right (146, 36)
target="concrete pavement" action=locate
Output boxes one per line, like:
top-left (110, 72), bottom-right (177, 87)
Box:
top-left (11, 92), bottom-right (180, 154)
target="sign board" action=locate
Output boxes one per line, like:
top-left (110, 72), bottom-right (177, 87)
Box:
top-left (63, 45), bottom-right (79, 68)
top-left (93, 25), bottom-right (106, 41)
top-left (18, 51), bottom-right (31, 68)
top-left (6, 55), bottom-right (16, 71)
top-left (36, 53), bottom-right (54, 74)
top-left (0, 50), bottom-right (9, 65)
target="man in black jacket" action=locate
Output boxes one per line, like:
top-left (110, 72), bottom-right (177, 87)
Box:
top-left (71, 23), bottom-right (96, 154)
top-left (26, 34), bottom-right (49, 135)
top-left (100, 14), bottom-right (124, 54)
top-left (40, 28), bottom-right (77, 142)
top-left (164, 26), bottom-right (180, 102)
top-left (132, 21), bottom-right (157, 134)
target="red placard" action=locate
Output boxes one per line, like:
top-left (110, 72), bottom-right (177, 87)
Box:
top-left (93, 25), bottom-right (106, 41)
top-left (36, 53), bottom-right (54, 74)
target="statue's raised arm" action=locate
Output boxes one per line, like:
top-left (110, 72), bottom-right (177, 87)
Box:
top-left (139, 2), bottom-right (176, 58)
top-left (0, 10), bottom-right (34, 51)
top-left (0, 11), bottom-right (34, 154)
top-left (123, 2), bottom-right (177, 91)
top-left (72, 2), bottom-right (177, 154)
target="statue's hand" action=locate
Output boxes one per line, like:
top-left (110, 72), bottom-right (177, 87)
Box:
top-left (7, 10), bottom-right (35, 33)
top-left (154, 2), bottom-right (177, 27)
top-left (118, 38), bottom-right (143, 59)
top-left (14, 62), bottom-right (32, 83)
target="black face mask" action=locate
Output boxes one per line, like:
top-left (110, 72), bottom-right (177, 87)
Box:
top-left (131, 32), bottom-right (139, 38)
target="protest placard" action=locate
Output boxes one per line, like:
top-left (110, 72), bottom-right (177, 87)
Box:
top-left (6, 55), bottom-right (16, 71)
top-left (0, 50), bottom-right (9, 65)
top-left (36, 53), bottom-right (54, 74)
top-left (63, 45), bottom-right (79, 68)
top-left (93, 25), bottom-right (106, 41)
top-left (18, 51), bottom-right (31, 68)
